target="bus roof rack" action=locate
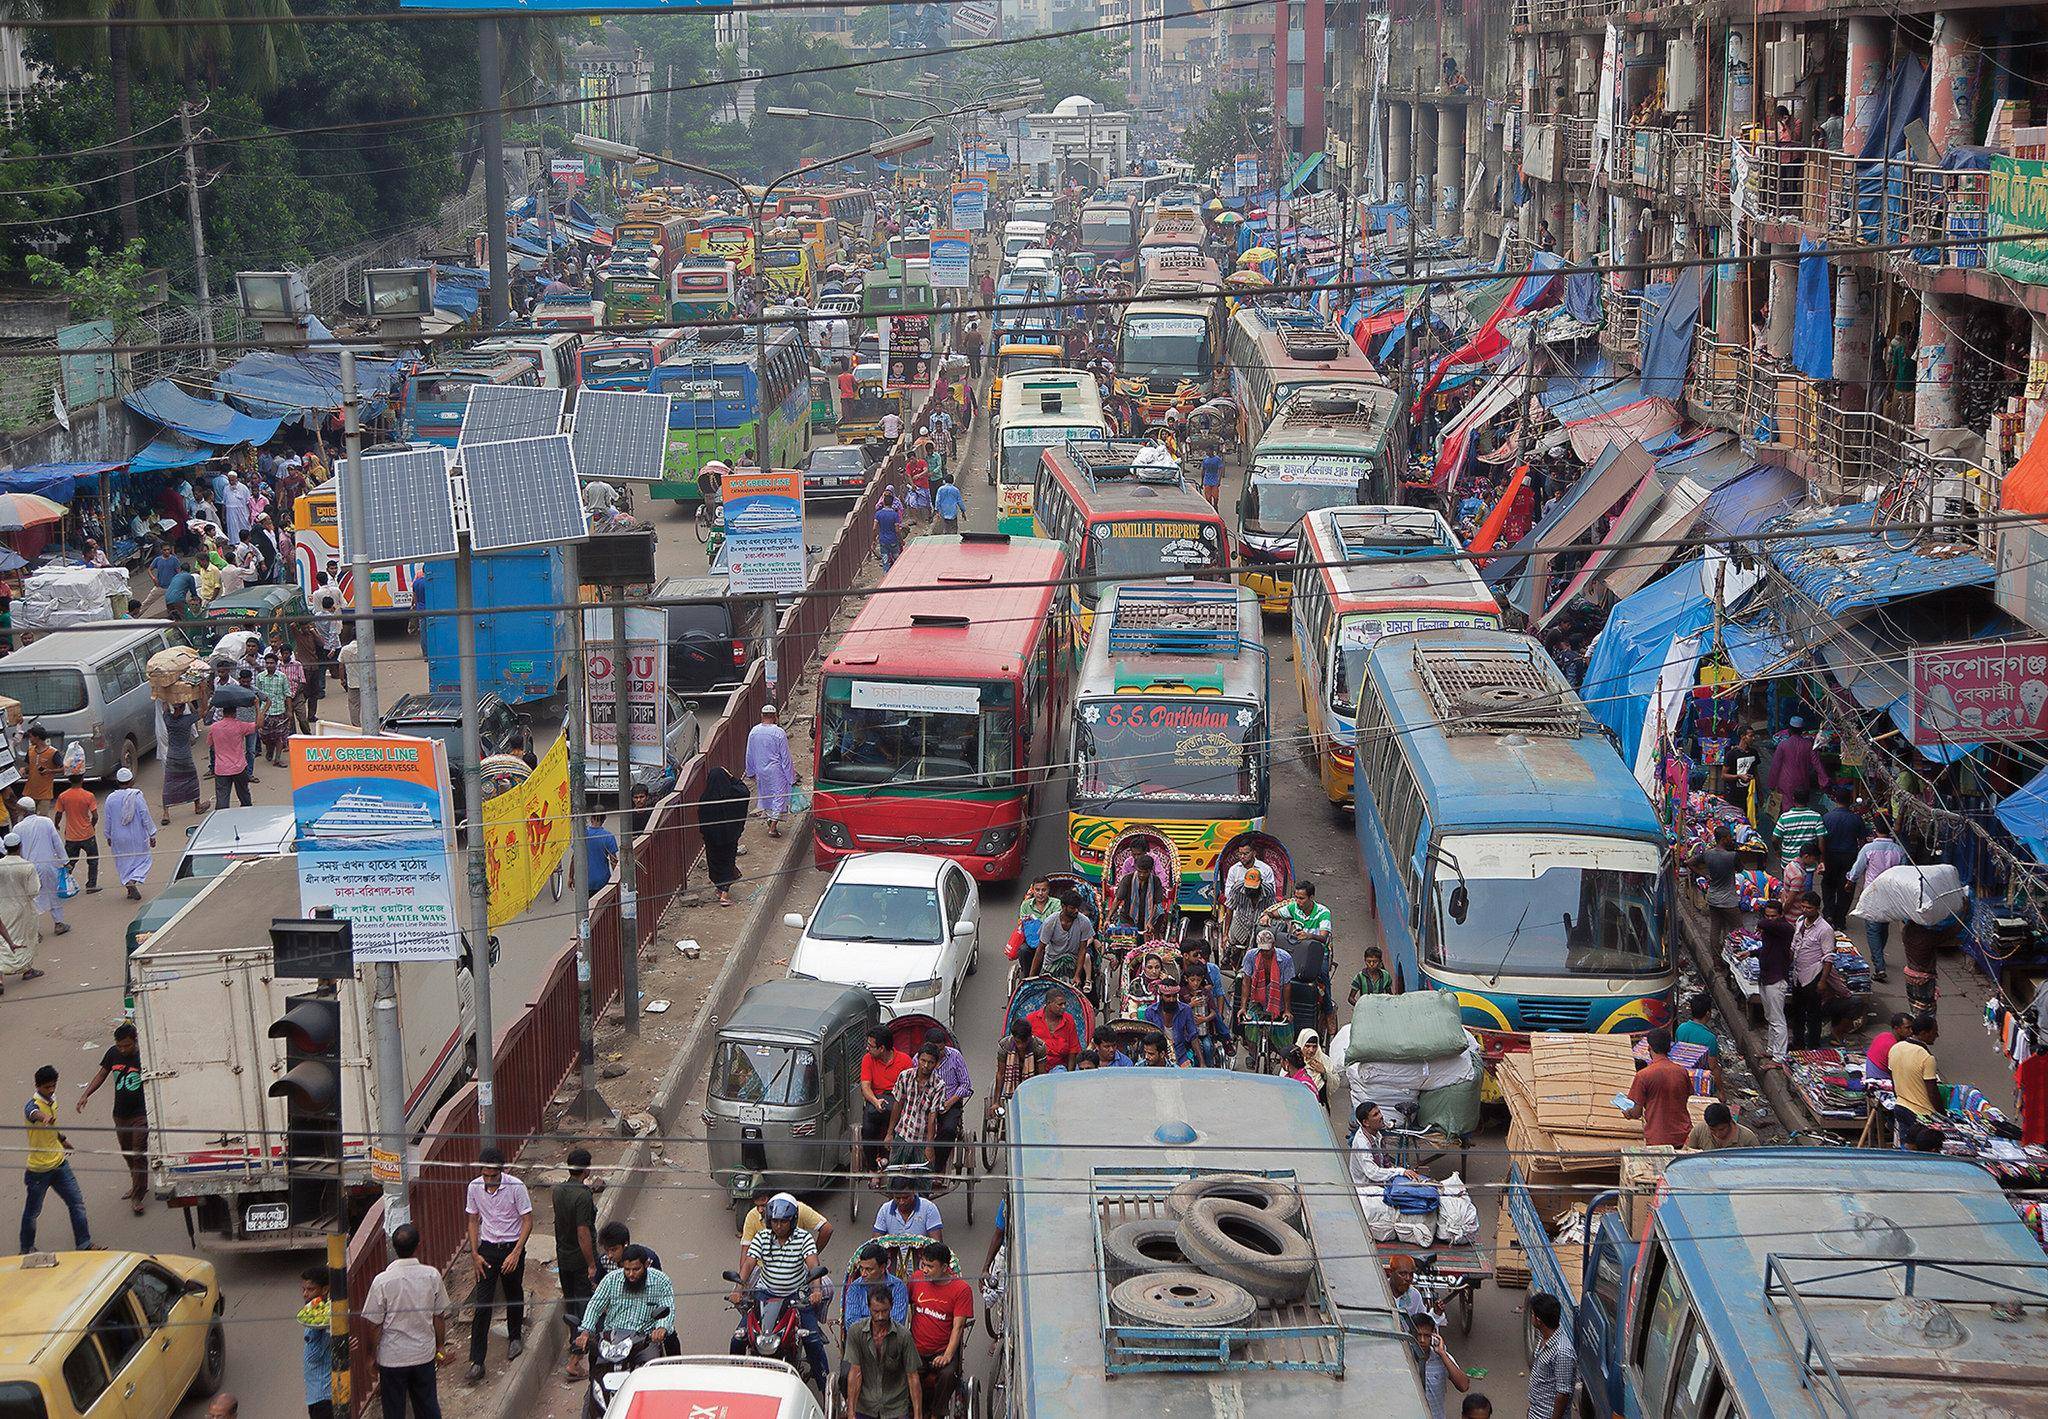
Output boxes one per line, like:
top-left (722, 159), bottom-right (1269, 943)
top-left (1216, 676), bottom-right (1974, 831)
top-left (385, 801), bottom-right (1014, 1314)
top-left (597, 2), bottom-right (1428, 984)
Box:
top-left (1327, 508), bottom-right (1454, 559)
top-left (1277, 327), bottom-right (1351, 361)
top-left (1071, 441), bottom-right (1182, 486)
top-left (1412, 641), bottom-right (1585, 736)
top-left (1106, 583), bottom-right (1245, 658)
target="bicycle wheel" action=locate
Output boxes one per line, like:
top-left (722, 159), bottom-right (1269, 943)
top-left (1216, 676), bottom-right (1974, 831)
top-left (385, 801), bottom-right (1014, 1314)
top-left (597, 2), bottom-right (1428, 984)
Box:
top-left (959, 1373), bottom-right (981, 1419)
top-left (694, 502), bottom-right (712, 544)
top-left (980, 1104), bottom-right (1005, 1175)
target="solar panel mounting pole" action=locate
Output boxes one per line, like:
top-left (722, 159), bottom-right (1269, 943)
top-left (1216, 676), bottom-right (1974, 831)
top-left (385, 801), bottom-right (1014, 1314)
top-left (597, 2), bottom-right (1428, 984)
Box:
top-left (341, 349), bottom-right (411, 1229)
top-left (563, 543), bottom-right (613, 1122)
top-left (455, 545), bottom-right (499, 1144)
top-left (478, 18), bottom-right (511, 326)
top-left (610, 591), bottom-right (641, 1036)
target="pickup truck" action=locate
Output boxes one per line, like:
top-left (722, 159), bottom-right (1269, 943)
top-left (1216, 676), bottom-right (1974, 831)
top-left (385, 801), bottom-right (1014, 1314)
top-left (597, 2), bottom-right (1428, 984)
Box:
top-left (134, 855), bottom-right (480, 1252)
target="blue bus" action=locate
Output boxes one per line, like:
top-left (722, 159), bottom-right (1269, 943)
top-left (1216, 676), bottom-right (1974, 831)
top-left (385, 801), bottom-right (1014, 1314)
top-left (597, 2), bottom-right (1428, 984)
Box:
top-left (401, 353), bottom-right (540, 447)
top-left (1352, 627), bottom-right (1673, 1034)
top-left (646, 327), bottom-right (812, 504)
top-left (1510, 1149), bottom-right (2048, 1419)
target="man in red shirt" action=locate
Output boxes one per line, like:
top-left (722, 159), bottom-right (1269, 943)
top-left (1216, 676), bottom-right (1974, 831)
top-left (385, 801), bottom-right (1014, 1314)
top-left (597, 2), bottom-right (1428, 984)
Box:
top-left (859, 1027), bottom-right (912, 1172)
top-left (907, 1240), bottom-right (974, 1417)
top-left (1026, 991), bottom-right (1081, 1071)
top-left (1622, 1029), bottom-right (1695, 1147)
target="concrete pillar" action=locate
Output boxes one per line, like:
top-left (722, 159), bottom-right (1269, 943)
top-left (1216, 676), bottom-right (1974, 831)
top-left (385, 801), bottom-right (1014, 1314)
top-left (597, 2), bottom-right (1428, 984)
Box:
top-left (1832, 267), bottom-right (1874, 408)
top-left (1767, 252), bottom-right (1798, 362)
top-left (1545, 184), bottom-right (1569, 251)
top-left (1926, 13), bottom-right (1979, 156)
top-left (1713, 225), bottom-right (1748, 348)
top-left (1388, 100), bottom-right (1413, 196)
top-left (1724, 27), bottom-right (1754, 135)
top-left (1414, 104), bottom-right (1438, 228)
top-left (1437, 104), bottom-right (1465, 235)
top-left (1572, 190), bottom-right (1597, 262)
top-left (1841, 16), bottom-right (1885, 156)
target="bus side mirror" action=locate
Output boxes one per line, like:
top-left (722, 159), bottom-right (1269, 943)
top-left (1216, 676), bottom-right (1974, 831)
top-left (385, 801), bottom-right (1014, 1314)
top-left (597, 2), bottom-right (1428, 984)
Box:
top-left (1449, 886), bottom-right (1469, 925)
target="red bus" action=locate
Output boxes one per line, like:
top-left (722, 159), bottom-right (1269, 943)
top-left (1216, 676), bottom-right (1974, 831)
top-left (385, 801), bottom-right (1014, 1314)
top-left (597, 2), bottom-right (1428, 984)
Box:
top-left (812, 532), bottom-right (1070, 880)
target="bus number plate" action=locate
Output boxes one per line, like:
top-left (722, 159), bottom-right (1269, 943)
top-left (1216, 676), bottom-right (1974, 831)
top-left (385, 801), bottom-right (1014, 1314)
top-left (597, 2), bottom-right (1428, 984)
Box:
top-left (245, 1202), bottom-right (290, 1234)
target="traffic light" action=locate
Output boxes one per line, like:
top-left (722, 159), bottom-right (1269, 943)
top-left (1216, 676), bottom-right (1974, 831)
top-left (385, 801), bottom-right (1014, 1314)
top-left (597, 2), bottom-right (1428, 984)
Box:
top-left (268, 987), bottom-right (343, 1226)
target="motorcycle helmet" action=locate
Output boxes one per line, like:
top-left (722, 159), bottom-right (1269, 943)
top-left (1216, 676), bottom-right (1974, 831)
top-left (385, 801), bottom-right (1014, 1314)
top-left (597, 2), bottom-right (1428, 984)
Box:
top-left (766, 1193), bottom-right (799, 1221)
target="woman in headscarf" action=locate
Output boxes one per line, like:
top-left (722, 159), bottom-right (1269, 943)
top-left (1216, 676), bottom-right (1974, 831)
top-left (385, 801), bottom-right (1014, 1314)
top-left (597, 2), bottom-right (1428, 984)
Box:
top-left (697, 763), bottom-right (750, 908)
top-left (103, 768), bottom-right (155, 900)
top-left (159, 701), bottom-right (204, 824)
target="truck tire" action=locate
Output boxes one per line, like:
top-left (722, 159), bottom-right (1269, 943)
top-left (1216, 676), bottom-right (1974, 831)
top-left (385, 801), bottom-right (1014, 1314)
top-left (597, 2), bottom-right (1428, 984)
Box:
top-left (1174, 1198), bottom-right (1315, 1303)
top-left (1103, 1216), bottom-right (1193, 1276)
top-left (1164, 1171), bottom-right (1303, 1227)
top-left (1108, 1271), bottom-right (1258, 1329)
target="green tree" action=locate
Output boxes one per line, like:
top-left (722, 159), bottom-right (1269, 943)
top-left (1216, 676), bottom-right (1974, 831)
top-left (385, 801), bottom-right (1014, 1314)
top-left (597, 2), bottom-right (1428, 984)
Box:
top-left (1182, 85), bottom-right (1271, 177)
top-left (25, 239), bottom-right (154, 337)
top-left (946, 33), bottom-right (1129, 111)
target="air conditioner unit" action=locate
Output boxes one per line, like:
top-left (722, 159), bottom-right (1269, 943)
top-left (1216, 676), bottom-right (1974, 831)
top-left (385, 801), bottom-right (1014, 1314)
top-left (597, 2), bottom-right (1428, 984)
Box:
top-left (1763, 38), bottom-right (1805, 97)
top-left (1570, 49), bottom-right (1597, 97)
top-left (1666, 35), bottom-right (1700, 111)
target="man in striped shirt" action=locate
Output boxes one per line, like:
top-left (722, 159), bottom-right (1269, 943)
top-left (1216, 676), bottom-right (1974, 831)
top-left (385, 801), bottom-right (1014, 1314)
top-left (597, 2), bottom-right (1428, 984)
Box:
top-left (733, 1195), bottom-right (830, 1383)
top-left (1773, 791), bottom-right (1826, 861)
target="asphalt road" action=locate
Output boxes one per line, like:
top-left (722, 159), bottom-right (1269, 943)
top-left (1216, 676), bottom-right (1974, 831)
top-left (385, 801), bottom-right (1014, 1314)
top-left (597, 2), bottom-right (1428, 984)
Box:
top-left (0, 472), bottom-right (854, 1419)
top-left (550, 406), bottom-right (1540, 1418)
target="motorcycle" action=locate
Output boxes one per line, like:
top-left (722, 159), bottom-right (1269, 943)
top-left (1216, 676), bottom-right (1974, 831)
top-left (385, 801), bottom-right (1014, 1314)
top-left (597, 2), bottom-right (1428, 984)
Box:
top-left (582, 1305), bottom-right (670, 1419)
top-left (723, 1265), bottom-right (830, 1391)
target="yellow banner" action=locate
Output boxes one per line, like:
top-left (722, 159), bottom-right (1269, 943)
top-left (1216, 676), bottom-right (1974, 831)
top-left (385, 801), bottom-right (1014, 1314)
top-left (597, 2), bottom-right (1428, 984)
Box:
top-left (480, 734), bottom-right (571, 928)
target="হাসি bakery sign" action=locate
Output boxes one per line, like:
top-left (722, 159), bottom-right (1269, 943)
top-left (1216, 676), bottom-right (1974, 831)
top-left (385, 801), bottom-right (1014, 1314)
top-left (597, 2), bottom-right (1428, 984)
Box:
top-left (1989, 157), bottom-right (2048, 286)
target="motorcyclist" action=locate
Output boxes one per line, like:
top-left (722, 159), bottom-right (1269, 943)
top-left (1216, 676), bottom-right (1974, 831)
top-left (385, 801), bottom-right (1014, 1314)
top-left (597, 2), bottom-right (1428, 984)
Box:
top-left (573, 1244), bottom-right (673, 1360)
top-left (732, 1194), bottom-right (831, 1383)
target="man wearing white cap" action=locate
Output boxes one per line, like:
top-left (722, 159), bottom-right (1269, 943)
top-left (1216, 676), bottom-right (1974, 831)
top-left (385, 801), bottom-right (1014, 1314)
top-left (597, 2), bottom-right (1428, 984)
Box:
top-left (744, 702), bottom-right (798, 839)
top-left (13, 800), bottom-right (67, 936)
top-left (0, 832), bottom-right (42, 990)
top-left (104, 769), bottom-right (155, 901)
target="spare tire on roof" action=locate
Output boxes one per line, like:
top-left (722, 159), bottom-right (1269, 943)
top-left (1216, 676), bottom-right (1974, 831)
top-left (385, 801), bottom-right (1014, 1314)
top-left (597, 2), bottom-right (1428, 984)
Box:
top-left (1108, 1270), bottom-right (1258, 1329)
top-left (1174, 1198), bottom-right (1315, 1303)
top-left (1163, 1172), bottom-right (1303, 1226)
top-left (1103, 1217), bottom-right (1194, 1276)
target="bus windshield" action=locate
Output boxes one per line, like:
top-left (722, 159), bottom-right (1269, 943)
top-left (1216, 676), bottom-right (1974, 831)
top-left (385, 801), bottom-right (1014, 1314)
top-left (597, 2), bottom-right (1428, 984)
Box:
top-left (412, 376), bottom-right (484, 404)
top-left (582, 350), bottom-right (651, 381)
top-left (818, 677), bottom-right (1016, 790)
top-left (1083, 519), bottom-right (1223, 603)
top-left (1075, 697), bottom-right (1263, 810)
top-left (763, 248), bottom-right (803, 269)
top-left (1242, 462), bottom-right (1376, 537)
top-left (1426, 835), bottom-right (1668, 978)
top-left (1082, 211), bottom-right (1133, 246)
top-left (1119, 316), bottom-right (1209, 380)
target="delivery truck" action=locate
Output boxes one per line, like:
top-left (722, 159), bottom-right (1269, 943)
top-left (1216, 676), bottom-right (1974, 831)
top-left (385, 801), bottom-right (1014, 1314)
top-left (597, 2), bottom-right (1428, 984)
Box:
top-left (133, 855), bottom-right (481, 1252)
top-left (414, 544), bottom-right (573, 705)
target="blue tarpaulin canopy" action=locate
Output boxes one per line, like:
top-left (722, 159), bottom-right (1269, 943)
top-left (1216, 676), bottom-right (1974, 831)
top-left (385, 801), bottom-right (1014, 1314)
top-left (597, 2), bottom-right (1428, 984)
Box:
top-left (126, 380), bottom-right (281, 447)
top-left (1997, 767), bottom-right (2048, 861)
top-left (0, 461), bottom-right (122, 503)
top-left (1760, 501), bottom-right (1995, 615)
top-left (212, 345), bottom-right (409, 426)
top-left (1280, 151), bottom-right (1325, 198)
top-left (1639, 268), bottom-right (1701, 402)
top-left (129, 437), bottom-right (214, 473)
top-left (1700, 462), bottom-right (1805, 538)
top-left (1543, 376), bottom-right (1645, 421)
top-left (1580, 555), bottom-right (1716, 765)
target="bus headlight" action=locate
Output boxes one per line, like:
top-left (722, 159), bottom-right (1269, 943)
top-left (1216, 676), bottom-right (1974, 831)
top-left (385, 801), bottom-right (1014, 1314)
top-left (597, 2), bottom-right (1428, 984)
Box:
top-left (974, 825), bottom-right (1020, 857)
top-left (815, 819), bottom-right (851, 849)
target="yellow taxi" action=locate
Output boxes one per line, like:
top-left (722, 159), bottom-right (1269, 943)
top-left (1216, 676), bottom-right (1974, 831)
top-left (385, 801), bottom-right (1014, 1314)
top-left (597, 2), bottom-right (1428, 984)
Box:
top-left (0, 1249), bottom-right (227, 1419)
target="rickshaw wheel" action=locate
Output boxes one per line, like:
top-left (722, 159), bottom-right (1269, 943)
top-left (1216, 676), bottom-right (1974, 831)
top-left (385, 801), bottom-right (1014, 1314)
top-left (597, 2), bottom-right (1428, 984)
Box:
top-left (958, 1372), bottom-right (981, 1419)
top-left (979, 1106), bottom-right (1004, 1175)
top-left (1455, 1278), bottom-right (1475, 1338)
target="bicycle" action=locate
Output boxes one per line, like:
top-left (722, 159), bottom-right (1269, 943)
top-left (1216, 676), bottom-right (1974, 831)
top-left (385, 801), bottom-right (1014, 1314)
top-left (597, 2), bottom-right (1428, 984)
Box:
top-left (693, 496), bottom-right (716, 544)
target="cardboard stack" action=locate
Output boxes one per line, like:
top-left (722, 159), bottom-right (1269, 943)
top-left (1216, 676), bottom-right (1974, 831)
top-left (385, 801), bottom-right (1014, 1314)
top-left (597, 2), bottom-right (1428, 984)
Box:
top-left (1499, 1035), bottom-right (1713, 1182)
top-left (1494, 1199), bottom-right (1589, 1294)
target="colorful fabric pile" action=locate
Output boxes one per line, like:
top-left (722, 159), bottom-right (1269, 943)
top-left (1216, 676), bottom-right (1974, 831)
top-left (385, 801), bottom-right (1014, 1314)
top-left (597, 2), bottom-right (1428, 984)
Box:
top-left (1678, 791), bottom-right (1767, 851)
top-left (1786, 1048), bottom-right (1869, 1122)
top-left (1633, 1035), bottom-right (1714, 1095)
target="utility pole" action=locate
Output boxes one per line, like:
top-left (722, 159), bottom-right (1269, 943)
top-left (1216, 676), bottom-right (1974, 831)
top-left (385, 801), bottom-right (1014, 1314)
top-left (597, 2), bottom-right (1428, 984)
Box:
top-left (454, 548), bottom-right (498, 1143)
top-left (665, 64), bottom-right (675, 155)
top-left (563, 547), bottom-right (611, 1122)
top-left (1397, 62), bottom-right (1421, 487)
top-left (610, 593), bottom-right (641, 1036)
top-left (478, 19), bottom-right (511, 325)
top-left (340, 351), bottom-right (409, 1230)
top-left (178, 102), bottom-right (215, 367)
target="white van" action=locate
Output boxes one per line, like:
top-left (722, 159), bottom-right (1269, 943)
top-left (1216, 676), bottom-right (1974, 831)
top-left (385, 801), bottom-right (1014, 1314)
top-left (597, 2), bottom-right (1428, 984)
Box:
top-left (0, 621), bottom-right (189, 779)
top-left (1001, 220), bottom-right (1050, 260)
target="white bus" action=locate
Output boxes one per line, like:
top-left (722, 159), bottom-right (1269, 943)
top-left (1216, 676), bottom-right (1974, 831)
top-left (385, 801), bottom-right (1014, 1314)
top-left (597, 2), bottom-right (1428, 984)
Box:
top-left (993, 368), bottom-right (1108, 534)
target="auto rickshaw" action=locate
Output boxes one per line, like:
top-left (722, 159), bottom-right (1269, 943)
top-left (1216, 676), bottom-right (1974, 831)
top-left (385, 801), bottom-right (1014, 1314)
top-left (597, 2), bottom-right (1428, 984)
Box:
top-left (705, 979), bottom-right (879, 1219)
top-left (197, 582), bottom-right (308, 652)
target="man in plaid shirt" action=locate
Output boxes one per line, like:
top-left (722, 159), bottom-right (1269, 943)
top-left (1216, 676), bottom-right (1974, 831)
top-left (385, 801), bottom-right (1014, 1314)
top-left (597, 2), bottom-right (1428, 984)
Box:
top-left (887, 1044), bottom-right (949, 1172)
top-left (574, 1246), bottom-right (673, 1356)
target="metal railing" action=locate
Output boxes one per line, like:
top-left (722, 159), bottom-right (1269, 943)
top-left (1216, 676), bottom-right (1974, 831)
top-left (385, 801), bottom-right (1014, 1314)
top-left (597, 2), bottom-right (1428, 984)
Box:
top-left (1725, 137), bottom-right (1995, 274)
top-left (1598, 287), bottom-right (1646, 363)
top-left (1561, 114), bottom-right (1595, 174)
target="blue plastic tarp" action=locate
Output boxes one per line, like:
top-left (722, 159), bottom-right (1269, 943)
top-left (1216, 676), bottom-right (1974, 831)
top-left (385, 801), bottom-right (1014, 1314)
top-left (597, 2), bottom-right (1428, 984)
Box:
top-left (1857, 56), bottom-right (1929, 162)
top-left (1723, 614), bottom-right (1796, 678)
top-left (1997, 767), bottom-right (2048, 861)
top-left (1791, 241), bottom-right (1833, 379)
top-left (1639, 268), bottom-right (1701, 402)
top-left (1565, 270), bottom-right (1602, 326)
top-left (126, 380), bottom-right (282, 447)
top-left (1580, 555), bottom-right (1716, 764)
top-left (129, 437), bottom-right (213, 473)
top-left (1760, 501), bottom-right (1995, 615)
top-left (0, 462), bottom-right (119, 503)
top-left (1700, 462), bottom-right (1805, 538)
top-left (1281, 151), bottom-right (1325, 197)
top-left (213, 347), bottom-right (410, 427)
top-left (1545, 377), bottom-right (1644, 421)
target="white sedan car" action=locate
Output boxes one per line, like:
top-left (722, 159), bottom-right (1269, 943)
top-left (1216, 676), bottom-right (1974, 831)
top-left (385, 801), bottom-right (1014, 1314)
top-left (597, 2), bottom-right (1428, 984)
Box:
top-left (784, 852), bottom-right (980, 1027)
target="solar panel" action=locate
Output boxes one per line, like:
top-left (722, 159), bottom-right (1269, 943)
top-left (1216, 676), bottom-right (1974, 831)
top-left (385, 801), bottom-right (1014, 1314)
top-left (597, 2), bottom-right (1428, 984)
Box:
top-left (570, 390), bottom-right (674, 482)
top-left (458, 385), bottom-right (567, 447)
top-left (347, 446), bottom-right (458, 565)
top-left (461, 435), bottom-right (589, 551)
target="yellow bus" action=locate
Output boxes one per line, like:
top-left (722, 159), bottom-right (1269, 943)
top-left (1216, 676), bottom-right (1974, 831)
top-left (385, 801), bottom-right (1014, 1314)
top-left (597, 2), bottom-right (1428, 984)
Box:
top-left (987, 337), bottom-right (1067, 419)
top-left (1290, 506), bottom-right (1501, 805)
top-left (759, 241), bottom-right (814, 303)
top-left (1069, 581), bottom-right (1267, 910)
top-left (292, 485), bottom-right (419, 611)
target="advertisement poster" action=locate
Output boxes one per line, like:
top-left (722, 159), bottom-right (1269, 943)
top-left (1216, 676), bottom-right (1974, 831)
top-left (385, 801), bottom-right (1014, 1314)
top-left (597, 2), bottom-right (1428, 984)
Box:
top-left (1233, 156), bottom-right (1260, 194)
top-left (886, 313), bottom-right (934, 392)
top-left (952, 1), bottom-right (998, 37)
top-left (290, 735), bottom-right (460, 961)
top-left (550, 156), bottom-right (590, 189)
top-left (1909, 637), bottom-right (2048, 747)
top-left (929, 230), bottom-right (973, 290)
top-left (479, 733), bottom-right (570, 929)
top-left (1021, 134), bottom-right (1054, 166)
top-left (723, 466), bottom-right (807, 595)
top-left (950, 182), bottom-right (987, 231)
top-left (583, 606), bottom-right (670, 774)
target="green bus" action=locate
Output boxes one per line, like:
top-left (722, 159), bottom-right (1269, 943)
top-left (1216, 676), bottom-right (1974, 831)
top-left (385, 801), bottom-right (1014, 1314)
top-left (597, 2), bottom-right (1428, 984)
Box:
top-left (646, 327), bottom-right (813, 504)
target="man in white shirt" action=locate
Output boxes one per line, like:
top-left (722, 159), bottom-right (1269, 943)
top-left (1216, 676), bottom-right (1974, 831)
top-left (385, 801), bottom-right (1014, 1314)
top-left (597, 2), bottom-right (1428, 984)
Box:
top-left (1346, 1100), bottom-right (1430, 1189)
top-left (463, 1146), bottom-right (533, 1381)
top-left (881, 410), bottom-right (903, 443)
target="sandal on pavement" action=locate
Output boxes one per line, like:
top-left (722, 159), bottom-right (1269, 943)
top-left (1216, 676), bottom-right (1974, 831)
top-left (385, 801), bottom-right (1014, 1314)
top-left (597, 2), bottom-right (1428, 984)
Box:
top-left (20, 968), bottom-right (44, 980)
